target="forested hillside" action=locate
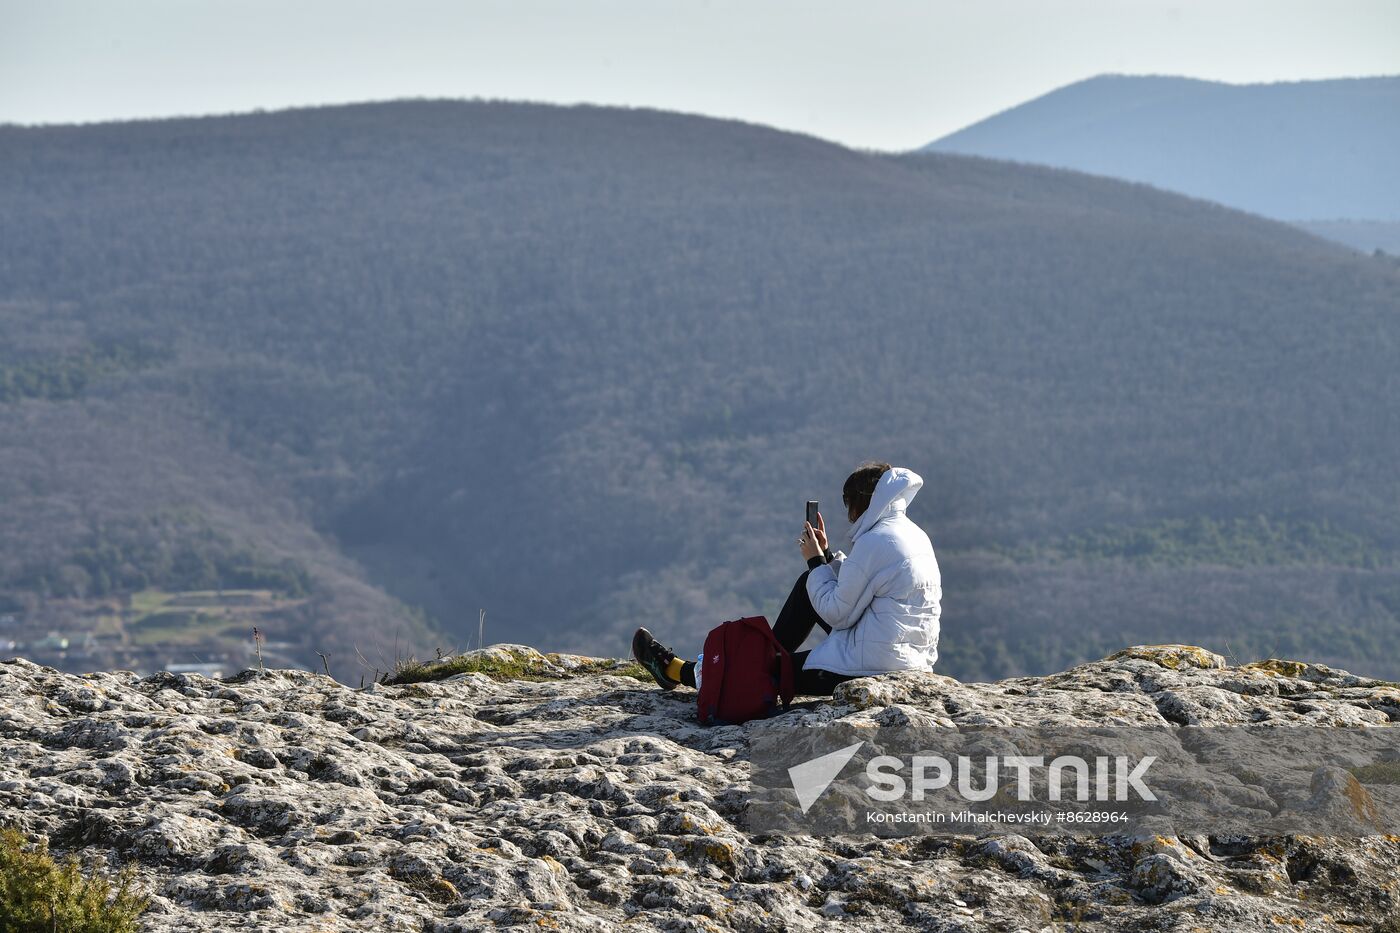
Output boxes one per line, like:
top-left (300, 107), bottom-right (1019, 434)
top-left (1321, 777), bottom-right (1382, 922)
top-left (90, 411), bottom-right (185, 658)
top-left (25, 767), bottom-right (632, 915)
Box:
top-left (2, 100), bottom-right (1399, 681)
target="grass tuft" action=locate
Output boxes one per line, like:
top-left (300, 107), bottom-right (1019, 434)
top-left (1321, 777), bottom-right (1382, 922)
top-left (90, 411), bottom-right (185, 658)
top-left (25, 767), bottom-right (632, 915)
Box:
top-left (1350, 761), bottom-right (1400, 785)
top-left (384, 647), bottom-right (650, 686)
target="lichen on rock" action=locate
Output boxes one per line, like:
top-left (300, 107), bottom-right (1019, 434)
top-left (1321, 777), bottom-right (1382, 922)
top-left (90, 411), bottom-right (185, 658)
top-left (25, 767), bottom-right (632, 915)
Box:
top-left (1, 645), bottom-right (1399, 930)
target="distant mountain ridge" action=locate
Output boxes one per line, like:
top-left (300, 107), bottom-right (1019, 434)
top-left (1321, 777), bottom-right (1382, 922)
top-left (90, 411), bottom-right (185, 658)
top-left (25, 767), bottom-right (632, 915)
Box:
top-left (923, 74), bottom-right (1400, 244)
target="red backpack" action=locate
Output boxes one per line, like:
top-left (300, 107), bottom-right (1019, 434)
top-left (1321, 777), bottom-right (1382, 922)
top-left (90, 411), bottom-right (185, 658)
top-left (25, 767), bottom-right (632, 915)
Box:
top-left (696, 616), bottom-right (795, 726)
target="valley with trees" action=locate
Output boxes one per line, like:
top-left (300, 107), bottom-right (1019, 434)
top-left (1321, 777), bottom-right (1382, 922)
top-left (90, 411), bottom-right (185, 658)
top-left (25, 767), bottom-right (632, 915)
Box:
top-left (2, 100), bottom-right (1399, 682)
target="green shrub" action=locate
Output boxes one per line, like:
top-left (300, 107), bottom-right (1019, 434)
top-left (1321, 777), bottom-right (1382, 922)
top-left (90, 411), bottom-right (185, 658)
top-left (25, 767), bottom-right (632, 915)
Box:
top-left (0, 827), bottom-right (149, 933)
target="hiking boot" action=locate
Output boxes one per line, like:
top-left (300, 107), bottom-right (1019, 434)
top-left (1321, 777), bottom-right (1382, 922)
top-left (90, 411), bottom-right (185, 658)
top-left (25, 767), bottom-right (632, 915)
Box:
top-left (632, 627), bottom-right (679, 690)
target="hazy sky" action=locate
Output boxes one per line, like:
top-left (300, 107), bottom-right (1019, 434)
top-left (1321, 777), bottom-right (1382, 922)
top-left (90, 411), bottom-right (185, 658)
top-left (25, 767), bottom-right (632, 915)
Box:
top-left (2, 0), bottom-right (1396, 151)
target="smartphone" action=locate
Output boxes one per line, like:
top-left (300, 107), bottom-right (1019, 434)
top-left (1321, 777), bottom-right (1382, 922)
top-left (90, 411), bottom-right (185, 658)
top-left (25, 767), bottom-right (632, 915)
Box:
top-left (806, 500), bottom-right (819, 528)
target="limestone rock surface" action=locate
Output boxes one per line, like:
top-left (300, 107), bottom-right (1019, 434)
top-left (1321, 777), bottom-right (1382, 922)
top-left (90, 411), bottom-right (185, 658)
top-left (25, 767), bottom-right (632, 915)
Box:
top-left (2, 643), bottom-right (1399, 931)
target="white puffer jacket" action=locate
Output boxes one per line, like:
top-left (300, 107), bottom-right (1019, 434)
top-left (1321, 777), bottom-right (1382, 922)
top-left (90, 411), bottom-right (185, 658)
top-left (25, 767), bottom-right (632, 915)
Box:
top-left (804, 467), bottom-right (942, 676)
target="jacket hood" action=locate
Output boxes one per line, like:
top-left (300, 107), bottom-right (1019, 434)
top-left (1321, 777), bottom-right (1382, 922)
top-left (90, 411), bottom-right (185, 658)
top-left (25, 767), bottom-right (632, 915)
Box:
top-left (847, 466), bottom-right (923, 546)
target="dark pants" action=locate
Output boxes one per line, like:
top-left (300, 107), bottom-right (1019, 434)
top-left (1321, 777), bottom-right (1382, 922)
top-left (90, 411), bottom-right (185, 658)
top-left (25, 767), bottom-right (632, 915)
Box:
top-left (773, 569), bottom-right (861, 697)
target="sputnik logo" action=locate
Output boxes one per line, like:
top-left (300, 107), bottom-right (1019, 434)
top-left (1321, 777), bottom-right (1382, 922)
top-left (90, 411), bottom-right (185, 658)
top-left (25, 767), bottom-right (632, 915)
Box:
top-left (788, 742), bottom-right (865, 813)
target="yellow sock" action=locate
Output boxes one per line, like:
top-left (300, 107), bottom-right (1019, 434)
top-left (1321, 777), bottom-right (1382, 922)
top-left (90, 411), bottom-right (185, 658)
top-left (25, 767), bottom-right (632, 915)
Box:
top-left (665, 657), bottom-right (685, 681)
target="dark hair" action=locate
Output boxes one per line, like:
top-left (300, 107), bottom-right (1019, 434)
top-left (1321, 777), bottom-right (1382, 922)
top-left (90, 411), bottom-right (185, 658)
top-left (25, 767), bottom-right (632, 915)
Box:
top-left (842, 461), bottom-right (892, 519)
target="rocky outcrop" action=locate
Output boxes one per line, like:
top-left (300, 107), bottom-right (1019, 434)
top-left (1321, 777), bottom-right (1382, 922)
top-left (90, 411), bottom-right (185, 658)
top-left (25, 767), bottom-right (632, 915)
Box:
top-left (2, 644), bottom-right (1399, 931)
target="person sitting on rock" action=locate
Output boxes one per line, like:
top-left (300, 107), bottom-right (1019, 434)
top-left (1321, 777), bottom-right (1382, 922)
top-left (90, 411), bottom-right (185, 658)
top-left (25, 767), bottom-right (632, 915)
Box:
top-left (632, 462), bottom-right (942, 696)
